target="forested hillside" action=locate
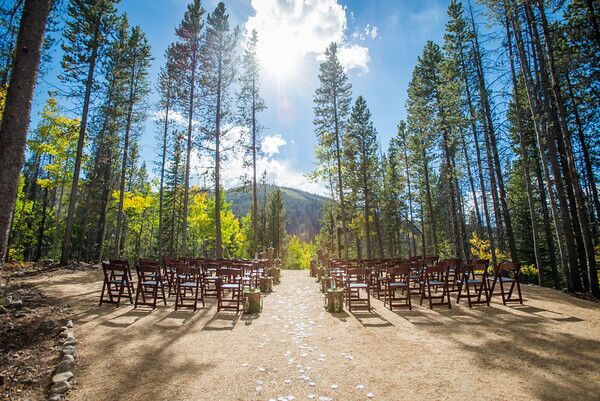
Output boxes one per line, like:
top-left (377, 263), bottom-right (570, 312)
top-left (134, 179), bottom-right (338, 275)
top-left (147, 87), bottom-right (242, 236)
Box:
top-left (226, 185), bottom-right (327, 241)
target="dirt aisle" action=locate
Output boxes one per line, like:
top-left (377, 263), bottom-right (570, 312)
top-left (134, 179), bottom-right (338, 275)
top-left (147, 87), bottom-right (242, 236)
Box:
top-left (29, 269), bottom-right (600, 401)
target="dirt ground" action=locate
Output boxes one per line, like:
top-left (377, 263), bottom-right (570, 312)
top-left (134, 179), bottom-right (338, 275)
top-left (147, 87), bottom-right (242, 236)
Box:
top-left (21, 268), bottom-right (600, 401)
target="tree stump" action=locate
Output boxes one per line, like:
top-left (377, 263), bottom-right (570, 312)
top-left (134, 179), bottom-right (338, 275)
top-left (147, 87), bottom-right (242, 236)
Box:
top-left (326, 288), bottom-right (344, 313)
top-left (269, 267), bottom-right (281, 284)
top-left (260, 277), bottom-right (273, 293)
top-left (321, 276), bottom-right (333, 293)
top-left (244, 289), bottom-right (262, 314)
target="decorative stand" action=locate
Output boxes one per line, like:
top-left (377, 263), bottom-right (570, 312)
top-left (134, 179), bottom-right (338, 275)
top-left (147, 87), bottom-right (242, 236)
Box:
top-left (321, 276), bottom-right (333, 293)
top-left (259, 277), bottom-right (273, 293)
top-left (269, 267), bottom-right (281, 285)
top-left (244, 289), bottom-right (262, 314)
top-left (325, 288), bottom-right (344, 313)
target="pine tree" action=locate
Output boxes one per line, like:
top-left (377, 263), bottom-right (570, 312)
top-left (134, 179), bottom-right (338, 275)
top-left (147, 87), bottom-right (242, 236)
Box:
top-left (201, 1), bottom-right (239, 258)
top-left (343, 96), bottom-right (379, 259)
top-left (113, 24), bottom-right (152, 257)
top-left (171, 0), bottom-right (204, 257)
top-left (313, 42), bottom-right (352, 258)
top-left (238, 29), bottom-right (266, 257)
top-left (59, 0), bottom-right (119, 265)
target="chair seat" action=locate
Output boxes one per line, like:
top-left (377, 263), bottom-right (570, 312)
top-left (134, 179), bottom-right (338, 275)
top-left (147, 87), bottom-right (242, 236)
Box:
top-left (205, 277), bottom-right (218, 282)
top-left (494, 277), bottom-right (516, 282)
top-left (388, 282), bottom-right (407, 287)
top-left (142, 280), bottom-right (159, 285)
top-left (221, 283), bottom-right (241, 290)
top-left (428, 280), bottom-right (445, 286)
top-left (465, 279), bottom-right (482, 284)
top-left (179, 282), bottom-right (197, 288)
top-left (349, 283), bottom-right (368, 289)
top-left (109, 279), bottom-right (126, 284)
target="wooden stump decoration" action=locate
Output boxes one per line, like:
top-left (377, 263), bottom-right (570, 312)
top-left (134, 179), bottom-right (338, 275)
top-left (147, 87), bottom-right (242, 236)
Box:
top-left (269, 267), bottom-right (281, 284)
top-left (310, 261), bottom-right (317, 277)
top-left (326, 288), bottom-right (344, 313)
top-left (244, 289), bottom-right (262, 314)
top-left (321, 276), bottom-right (332, 293)
top-left (260, 277), bottom-right (273, 293)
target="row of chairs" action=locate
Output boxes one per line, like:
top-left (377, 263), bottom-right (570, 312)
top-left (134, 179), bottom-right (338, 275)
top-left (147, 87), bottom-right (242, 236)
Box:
top-left (99, 258), bottom-right (270, 313)
top-left (325, 257), bottom-right (523, 312)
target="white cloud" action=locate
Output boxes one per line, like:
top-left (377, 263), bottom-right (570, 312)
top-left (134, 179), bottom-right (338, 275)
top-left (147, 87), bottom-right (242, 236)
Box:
top-left (245, 0), bottom-right (370, 72)
top-left (189, 126), bottom-right (328, 196)
top-left (365, 24), bottom-right (378, 39)
top-left (261, 134), bottom-right (287, 155)
top-left (338, 44), bottom-right (370, 73)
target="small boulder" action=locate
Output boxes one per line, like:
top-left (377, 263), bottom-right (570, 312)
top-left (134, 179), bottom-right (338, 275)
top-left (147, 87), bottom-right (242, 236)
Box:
top-left (66, 320), bottom-right (74, 328)
top-left (54, 358), bottom-right (75, 374)
top-left (49, 380), bottom-right (72, 395)
top-left (52, 371), bottom-right (73, 384)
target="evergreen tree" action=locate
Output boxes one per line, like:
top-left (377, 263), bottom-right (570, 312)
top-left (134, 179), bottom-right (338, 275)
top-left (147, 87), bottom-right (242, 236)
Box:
top-left (313, 42), bottom-right (352, 258)
top-left (201, 1), bottom-right (239, 258)
top-left (237, 29), bottom-right (266, 257)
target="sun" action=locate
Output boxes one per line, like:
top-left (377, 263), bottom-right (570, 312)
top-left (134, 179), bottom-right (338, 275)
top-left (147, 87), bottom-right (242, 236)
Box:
top-left (257, 35), bottom-right (300, 80)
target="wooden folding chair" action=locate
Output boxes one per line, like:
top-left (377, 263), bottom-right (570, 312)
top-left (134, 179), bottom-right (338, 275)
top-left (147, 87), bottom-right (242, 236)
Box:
top-left (344, 268), bottom-right (371, 312)
top-left (456, 260), bottom-right (490, 307)
top-left (487, 261), bottom-right (523, 305)
top-left (420, 262), bottom-right (452, 309)
top-left (175, 262), bottom-right (204, 311)
top-left (202, 260), bottom-right (220, 297)
top-left (384, 264), bottom-right (412, 310)
top-left (99, 260), bottom-right (134, 306)
top-left (217, 268), bottom-right (243, 313)
top-left (135, 259), bottom-right (167, 309)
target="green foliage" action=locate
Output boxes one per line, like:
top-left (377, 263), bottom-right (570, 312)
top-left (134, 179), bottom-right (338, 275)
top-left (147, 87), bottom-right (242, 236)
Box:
top-left (285, 235), bottom-right (316, 270)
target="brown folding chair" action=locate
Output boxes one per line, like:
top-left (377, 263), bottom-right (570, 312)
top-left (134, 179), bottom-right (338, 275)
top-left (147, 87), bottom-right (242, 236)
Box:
top-left (456, 260), bottom-right (490, 307)
top-left (135, 259), bottom-right (167, 309)
top-left (344, 268), bottom-right (371, 312)
top-left (202, 260), bottom-right (220, 297)
top-left (99, 260), bottom-right (134, 306)
top-left (175, 262), bottom-right (204, 311)
top-left (217, 268), bottom-right (243, 313)
top-left (384, 264), bottom-right (412, 310)
top-left (487, 261), bottom-right (523, 305)
top-left (420, 262), bottom-right (452, 309)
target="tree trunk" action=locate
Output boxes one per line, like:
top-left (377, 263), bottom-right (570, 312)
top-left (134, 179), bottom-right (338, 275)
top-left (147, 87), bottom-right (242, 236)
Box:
top-left (182, 60), bottom-right (195, 257)
top-left (504, 8), bottom-right (543, 285)
top-left (214, 53), bottom-right (223, 259)
top-left (158, 88), bottom-right (170, 258)
top-left (60, 12), bottom-right (103, 266)
top-left (535, 0), bottom-right (599, 297)
top-left (332, 82), bottom-right (349, 258)
top-left (252, 80), bottom-right (258, 257)
top-left (422, 148), bottom-right (438, 256)
top-left (0, 0), bottom-right (51, 268)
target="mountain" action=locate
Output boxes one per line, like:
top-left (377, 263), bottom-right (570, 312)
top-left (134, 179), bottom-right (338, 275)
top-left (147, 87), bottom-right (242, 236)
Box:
top-left (225, 184), bottom-right (329, 241)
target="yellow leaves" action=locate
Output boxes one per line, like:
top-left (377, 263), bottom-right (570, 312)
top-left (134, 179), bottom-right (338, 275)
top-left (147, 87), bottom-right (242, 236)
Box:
top-left (112, 190), bottom-right (153, 214)
top-left (469, 232), bottom-right (509, 262)
top-left (0, 85), bottom-right (6, 118)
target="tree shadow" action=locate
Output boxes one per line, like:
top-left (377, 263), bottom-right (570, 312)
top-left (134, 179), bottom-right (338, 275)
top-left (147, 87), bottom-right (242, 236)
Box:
top-left (351, 311), bottom-right (393, 328)
top-left (201, 312), bottom-right (240, 331)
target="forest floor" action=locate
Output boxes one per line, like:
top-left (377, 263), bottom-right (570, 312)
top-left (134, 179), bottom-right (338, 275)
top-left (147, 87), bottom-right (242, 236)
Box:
top-left (4, 266), bottom-right (600, 401)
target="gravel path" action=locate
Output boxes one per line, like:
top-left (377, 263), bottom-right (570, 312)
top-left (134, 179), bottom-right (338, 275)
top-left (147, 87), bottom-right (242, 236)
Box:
top-left (27, 269), bottom-right (600, 400)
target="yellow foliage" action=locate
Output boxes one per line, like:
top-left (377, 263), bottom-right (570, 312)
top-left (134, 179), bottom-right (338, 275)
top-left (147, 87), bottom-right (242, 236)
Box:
top-left (469, 232), bottom-right (509, 262)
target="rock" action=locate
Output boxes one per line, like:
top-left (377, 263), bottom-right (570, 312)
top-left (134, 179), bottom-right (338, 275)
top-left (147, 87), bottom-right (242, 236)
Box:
top-left (54, 358), bottom-right (75, 374)
top-left (6, 322), bottom-right (14, 330)
top-left (66, 320), bottom-right (74, 328)
top-left (49, 380), bottom-right (72, 395)
top-left (62, 346), bottom-right (77, 357)
top-left (8, 299), bottom-right (23, 309)
top-left (59, 326), bottom-right (69, 332)
top-left (52, 371), bottom-right (73, 384)
top-left (48, 394), bottom-right (61, 401)
top-left (59, 330), bottom-right (74, 339)
top-left (63, 340), bottom-right (77, 347)
top-left (61, 354), bottom-right (75, 363)
top-left (40, 320), bottom-right (59, 332)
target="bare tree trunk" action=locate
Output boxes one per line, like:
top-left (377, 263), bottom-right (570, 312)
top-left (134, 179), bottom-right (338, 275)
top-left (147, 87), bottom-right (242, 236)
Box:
top-left (332, 82), bottom-right (349, 258)
top-left (182, 61), bottom-right (195, 257)
top-left (158, 91), bottom-right (170, 258)
top-left (0, 0), bottom-right (51, 268)
top-left (214, 54), bottom-right (223, 259)
top-left (422, 149), bottom-right (438, 256)
top-left (252, 81), bottom-right (259, 257)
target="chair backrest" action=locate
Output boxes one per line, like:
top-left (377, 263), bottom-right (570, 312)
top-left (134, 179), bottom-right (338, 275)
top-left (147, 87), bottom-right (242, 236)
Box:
top-left (109, 259), bottom-right (130, 272)
top-left (139, 258), bottom-right (159, 268)
top-left (346, 268), bottom-right (369, 283)
top-left (496, 261), bottom-right (521, 277)
top-left (218, 267), bottom-right (242, 280)
top-left (388, 265), bottom-right (411, 278)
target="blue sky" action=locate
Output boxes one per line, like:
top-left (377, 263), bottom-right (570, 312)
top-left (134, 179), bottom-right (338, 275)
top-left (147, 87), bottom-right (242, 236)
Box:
top-left (34, 0), bottom-right (452, 196)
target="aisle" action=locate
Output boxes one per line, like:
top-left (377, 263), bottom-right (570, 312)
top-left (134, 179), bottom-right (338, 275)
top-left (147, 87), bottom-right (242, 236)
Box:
top-left (27, 268), bottom-right (600, 400)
